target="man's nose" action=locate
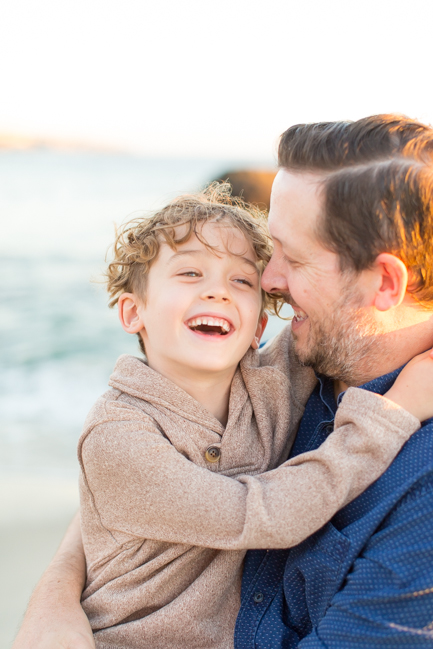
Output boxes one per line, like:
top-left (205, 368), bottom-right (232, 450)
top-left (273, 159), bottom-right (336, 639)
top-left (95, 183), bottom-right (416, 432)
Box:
top-left (261, 257), bottom-right (288, 294)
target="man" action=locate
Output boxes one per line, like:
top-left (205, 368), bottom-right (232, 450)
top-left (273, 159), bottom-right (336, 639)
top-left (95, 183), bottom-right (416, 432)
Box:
top-left (236, 116), bottom-right (433, 647)
top-left (13, 114), bottom-right (433, 648)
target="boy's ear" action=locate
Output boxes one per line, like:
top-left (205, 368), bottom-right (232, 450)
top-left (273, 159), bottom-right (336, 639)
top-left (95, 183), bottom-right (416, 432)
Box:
top-left (251, 313), bottom-right (268, 350)
top-left (372, 253), bottom-right (408, 312)
top-left (118, 293), bottom-right (145, 334)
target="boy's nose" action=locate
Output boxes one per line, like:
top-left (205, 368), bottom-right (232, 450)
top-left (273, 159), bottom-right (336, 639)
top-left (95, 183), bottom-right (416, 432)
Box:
top-left (203, 292), bottom-right (230, 302)
top-left (201, 285), bottom-right (231, 302)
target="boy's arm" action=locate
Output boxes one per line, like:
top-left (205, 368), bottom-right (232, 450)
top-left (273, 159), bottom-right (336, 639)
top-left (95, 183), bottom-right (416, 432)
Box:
top-left (12, 513), bottom-right (94, 649)
top-left (80, 388), bottom-right (420, 551)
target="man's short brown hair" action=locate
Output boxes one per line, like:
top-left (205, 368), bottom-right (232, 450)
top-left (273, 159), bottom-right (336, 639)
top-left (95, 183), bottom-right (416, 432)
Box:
top-left (278, 114), bottom-right (433, 172)
top-left (278, 114), bottom-right (433, 306)
top-left (321, 159), bottom-right (433, 305)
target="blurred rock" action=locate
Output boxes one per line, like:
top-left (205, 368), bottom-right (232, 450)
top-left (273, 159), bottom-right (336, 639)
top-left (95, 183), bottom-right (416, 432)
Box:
top-left (212, 169), bottom-right (277, 211)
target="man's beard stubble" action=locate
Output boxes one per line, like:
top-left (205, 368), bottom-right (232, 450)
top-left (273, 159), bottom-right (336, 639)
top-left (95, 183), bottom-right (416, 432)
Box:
top-left (285, 283), bottom-right (386, 386)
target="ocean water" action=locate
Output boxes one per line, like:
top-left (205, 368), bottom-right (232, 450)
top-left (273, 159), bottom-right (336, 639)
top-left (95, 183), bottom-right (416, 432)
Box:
top-left (0, 149), bottom-right (288, 483)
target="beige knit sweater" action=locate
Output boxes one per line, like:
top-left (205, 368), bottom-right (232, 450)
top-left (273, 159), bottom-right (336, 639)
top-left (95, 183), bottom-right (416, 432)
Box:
top-left (78, 326), bottom-right (419, 649)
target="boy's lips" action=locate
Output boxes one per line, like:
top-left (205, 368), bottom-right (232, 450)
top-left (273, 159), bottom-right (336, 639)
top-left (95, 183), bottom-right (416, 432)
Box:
top-left (185, 314), bottom-right (234, 338)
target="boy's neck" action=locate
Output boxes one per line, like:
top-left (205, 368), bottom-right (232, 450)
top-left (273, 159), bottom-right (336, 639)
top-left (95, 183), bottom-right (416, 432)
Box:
top-left (146, 357), bottom-right (236, 426)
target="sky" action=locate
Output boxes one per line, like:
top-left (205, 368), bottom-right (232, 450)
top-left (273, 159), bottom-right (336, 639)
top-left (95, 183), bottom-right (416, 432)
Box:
top-left (1, 0), bottom-right (433, 160)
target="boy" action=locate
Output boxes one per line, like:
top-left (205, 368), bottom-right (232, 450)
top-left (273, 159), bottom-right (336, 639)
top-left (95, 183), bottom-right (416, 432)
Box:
top-left (78, 184), bottom-right (430, 649)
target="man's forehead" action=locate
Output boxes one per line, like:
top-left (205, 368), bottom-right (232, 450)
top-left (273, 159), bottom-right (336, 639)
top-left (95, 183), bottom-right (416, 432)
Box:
top-left (269, 169), bottom-right (325, 246)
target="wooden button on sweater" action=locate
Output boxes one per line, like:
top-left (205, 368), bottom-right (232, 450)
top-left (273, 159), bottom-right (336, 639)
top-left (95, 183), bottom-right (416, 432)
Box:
top-left (205, 446), bottom-right (221, 463)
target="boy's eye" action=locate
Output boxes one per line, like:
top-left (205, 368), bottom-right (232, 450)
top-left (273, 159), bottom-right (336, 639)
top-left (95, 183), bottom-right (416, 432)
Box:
top-left (179, 271), bottom-right (200, 277)
top-left (233, 278), bottom-right (253, 287)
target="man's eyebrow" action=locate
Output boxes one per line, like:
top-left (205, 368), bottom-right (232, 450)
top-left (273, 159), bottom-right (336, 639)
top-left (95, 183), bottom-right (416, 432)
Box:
top-left (167, 249), bottom-right (259, 272)
top-left (272, 234), bottom-right (305, 260)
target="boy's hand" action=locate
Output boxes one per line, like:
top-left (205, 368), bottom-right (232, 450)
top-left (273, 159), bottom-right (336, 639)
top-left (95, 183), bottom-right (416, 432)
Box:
top-left (385, 348), bottom-right (433, 423)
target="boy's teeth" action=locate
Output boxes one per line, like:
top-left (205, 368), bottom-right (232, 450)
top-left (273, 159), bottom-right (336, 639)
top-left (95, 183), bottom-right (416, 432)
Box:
top-left (188, 316), bottom-right (231, 331)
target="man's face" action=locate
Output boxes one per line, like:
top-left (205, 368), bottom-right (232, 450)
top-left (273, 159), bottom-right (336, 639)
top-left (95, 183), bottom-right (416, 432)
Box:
top-left (262, 170), bottom-right (382, 384)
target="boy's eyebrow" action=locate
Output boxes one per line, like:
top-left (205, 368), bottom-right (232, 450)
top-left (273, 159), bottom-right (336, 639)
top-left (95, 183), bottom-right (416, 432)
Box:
top-left (167, 250), bottom-right (203, 263)
top-left (168, 249), bottom-right (259, 272)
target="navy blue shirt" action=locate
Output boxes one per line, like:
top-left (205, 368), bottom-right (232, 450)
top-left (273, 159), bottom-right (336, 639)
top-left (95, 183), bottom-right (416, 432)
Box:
top-left (235, 367), bottom-right (433, 647)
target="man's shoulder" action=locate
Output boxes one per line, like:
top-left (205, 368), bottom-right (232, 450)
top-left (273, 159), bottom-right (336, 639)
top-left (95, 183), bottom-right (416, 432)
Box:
top-left (384, 416), bottom-right (433, 510)
top-left (332, 416), bottom-right (433, 535)
top-left (378, 415), bottom-right (433, 491)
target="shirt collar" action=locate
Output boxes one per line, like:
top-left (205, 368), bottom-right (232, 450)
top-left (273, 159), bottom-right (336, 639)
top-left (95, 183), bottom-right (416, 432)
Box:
top-left (316, 363), bottom-right (407, 411)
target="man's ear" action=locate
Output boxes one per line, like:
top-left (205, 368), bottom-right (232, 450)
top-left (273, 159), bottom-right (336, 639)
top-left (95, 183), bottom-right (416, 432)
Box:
top-left (251, 313), bottom-right (269, 350)
top-left (372, 253), bottom-right (408, 312)
top-left (118, 293), bottom-right (145, 334)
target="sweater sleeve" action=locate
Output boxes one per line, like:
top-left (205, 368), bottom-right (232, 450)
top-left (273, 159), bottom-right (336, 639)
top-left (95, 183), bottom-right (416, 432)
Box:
top-left (79, 388), bottom-right (420, 550)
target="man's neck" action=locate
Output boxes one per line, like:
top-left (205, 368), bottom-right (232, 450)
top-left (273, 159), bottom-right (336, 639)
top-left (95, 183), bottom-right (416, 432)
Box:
top-left (333, 379), bottom-right (349, 402)
top-left (334, 312), bottom-right (433, 399)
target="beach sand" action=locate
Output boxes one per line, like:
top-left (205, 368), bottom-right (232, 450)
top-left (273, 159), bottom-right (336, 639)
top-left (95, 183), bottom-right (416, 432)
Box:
top-left (0, 474), bottom-right (79, 648)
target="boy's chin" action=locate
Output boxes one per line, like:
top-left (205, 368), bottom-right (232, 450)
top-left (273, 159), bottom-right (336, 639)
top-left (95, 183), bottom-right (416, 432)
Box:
top-left (185, 353), bottom-right (241, 375)
top-left (188, 360), bottom-right (236, 373)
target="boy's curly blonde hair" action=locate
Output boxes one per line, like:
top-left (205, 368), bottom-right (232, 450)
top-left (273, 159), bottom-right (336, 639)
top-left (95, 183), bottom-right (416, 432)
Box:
top-left (106, 182), bottom-right (283, 352)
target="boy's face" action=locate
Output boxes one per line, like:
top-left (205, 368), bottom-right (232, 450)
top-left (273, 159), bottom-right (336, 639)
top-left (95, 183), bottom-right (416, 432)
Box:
top-left (121, 221), bottom-right (266, 382)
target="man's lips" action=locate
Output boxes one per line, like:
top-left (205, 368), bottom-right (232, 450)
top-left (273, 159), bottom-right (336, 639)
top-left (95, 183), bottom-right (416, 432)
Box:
top-left (291, 306), bottom-right (309, 331)
top-left (278, 293), bottom-right (308, 320)
top-left (276, 293), bottom-right (309, 331)
top-left (292, 306), bottom-right (308, 321)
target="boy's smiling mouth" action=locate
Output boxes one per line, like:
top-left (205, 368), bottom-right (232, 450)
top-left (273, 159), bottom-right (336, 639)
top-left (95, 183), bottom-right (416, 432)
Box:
top-left (185, 315), bottom-right (233, 337)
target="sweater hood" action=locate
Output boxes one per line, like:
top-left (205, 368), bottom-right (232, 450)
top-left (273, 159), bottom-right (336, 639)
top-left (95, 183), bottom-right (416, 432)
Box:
top-left (107, 340), bottom-right (293, 435)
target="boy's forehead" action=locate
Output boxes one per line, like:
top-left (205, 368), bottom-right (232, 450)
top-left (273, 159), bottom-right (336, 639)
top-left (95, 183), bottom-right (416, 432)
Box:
top-left (162, 222), bottom-right (258, 263)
